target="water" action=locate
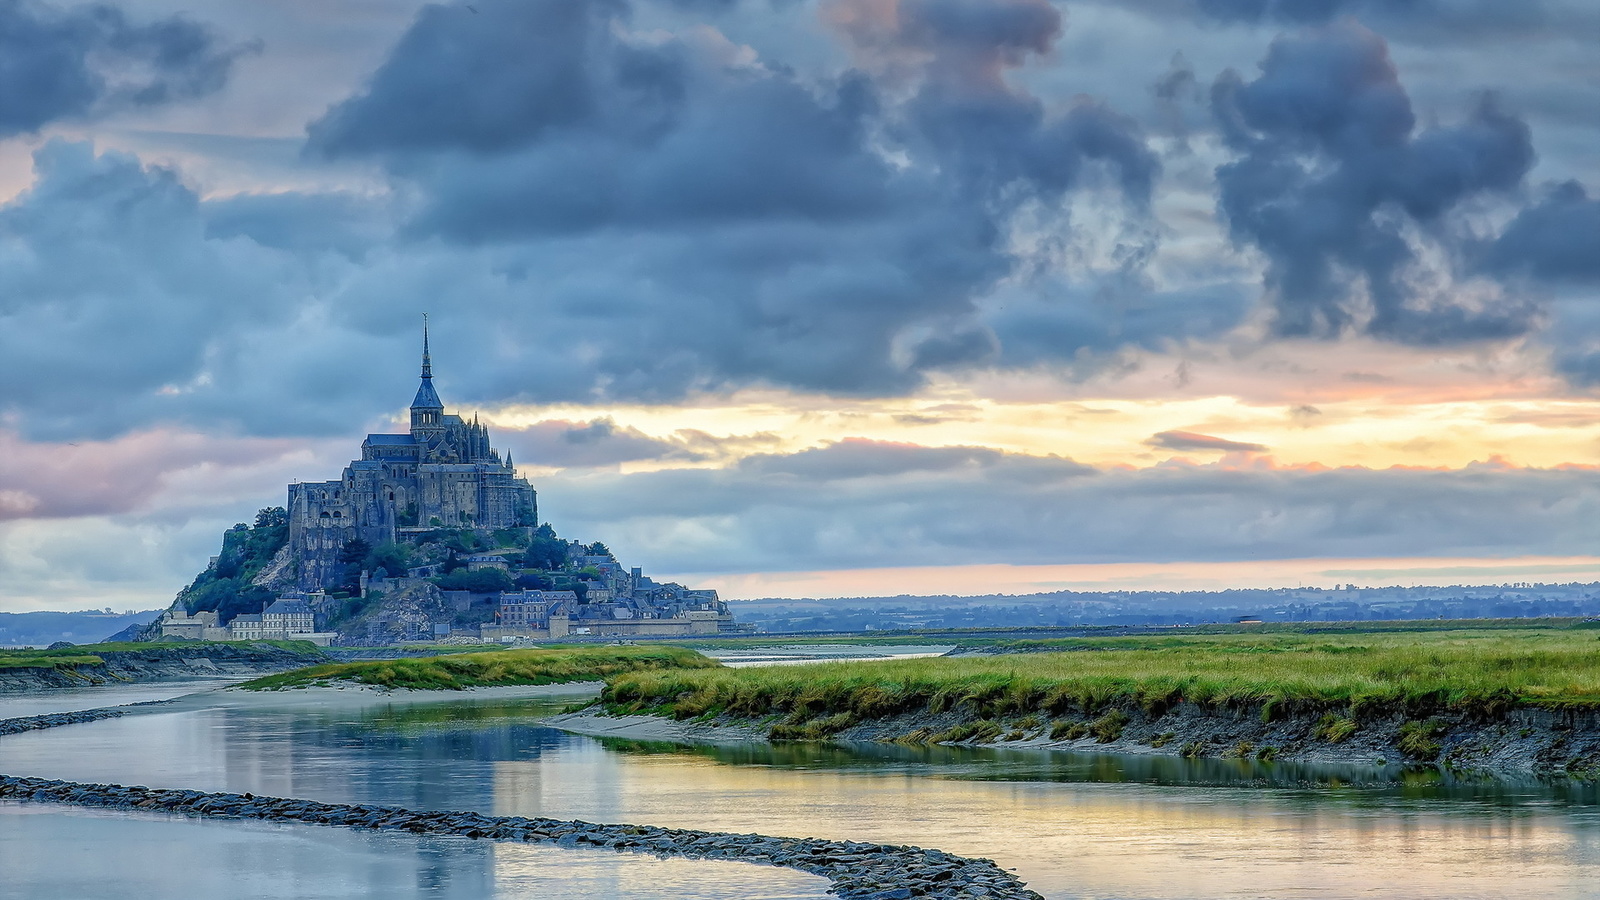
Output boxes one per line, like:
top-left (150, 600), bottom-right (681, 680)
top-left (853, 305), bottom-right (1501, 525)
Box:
top-left (5, 686), bottom-right (1600, 899)
top-left (0, 678), bottom-right (236, 718)
top-left (702, 644), bottom-right (956, 667)
top-left (0, 805), bottom-right (825, 900)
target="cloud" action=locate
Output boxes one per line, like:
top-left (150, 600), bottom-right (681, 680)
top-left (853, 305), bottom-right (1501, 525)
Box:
top-left (498, 418), bottom-right (786, 469)
top-left (737, 437), bottom-right (1085, 481)
top-left (0, 140), bottom-right (345, 440)
top-left (0, 429), bottom-right (305, 521)
top-left (298, 0), bottom-right (1163, 398)
top-left (1145, 430), bottom-right (1268, 452)
top-left (540, 443), bottom-right (1600, 573)
top-left (0, 0), bottom-right (252, 138)
top-left (504, 418), bottom-right (692, 468)
top-left (1127, 0), bottom-right (1600, 41)
top-left (1481, 181), bottom-right (1600, 283)
top-left (1211, 21), bottom-right (1537, 344)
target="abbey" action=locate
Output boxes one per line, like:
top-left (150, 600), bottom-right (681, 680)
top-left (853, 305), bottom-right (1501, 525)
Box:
top-left (287, 329), bottom-right (537, 589)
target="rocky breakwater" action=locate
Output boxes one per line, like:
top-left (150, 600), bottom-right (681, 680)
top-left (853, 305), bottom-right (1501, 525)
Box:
top-left (0, 707), bottom-right (1040, 899)
top-left (0, 705), bottom-right (146, 736)
top-left (0, 775), bottom-right (1041, 899)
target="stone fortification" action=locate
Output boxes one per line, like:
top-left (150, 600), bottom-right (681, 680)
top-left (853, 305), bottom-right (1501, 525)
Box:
top-left (288, 325), bottom-right (536, 591)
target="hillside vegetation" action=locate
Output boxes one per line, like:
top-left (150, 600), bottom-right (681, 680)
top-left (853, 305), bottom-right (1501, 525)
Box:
top-left (239, 645), bottom-right (720, 691)
top-left (603, 627), bottom-right (1600, 737)
top-left (176, 507), bottom-right (291, 624)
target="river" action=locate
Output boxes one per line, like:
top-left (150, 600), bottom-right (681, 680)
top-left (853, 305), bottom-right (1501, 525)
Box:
top-left (3, 679), bottom-right (1599, 899)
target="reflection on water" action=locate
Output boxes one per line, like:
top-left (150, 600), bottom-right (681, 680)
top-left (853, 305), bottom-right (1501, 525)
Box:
top-left (0, 803), bottom-right (826, 900)
top-left (636, 737), bottom-right (1600, 806)
top-left (4, 691), bottom-right (1600, 899)
top-left (0, 679), bottom-right (236, 718)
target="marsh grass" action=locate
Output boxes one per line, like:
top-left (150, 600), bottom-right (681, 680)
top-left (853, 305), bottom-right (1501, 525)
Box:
top-left (1398, 718), bottom-right (1449, 760)
top-left (238, 645), bottom-right (718, 691)
top-left (0, 640), bottom-right (323, 671)
top-left (1315, 714), bottom-right (1359, 743)
top-left (602, 628), bottom-right (1600, 734)
top-left (0, 653), bottom-right (104, 670)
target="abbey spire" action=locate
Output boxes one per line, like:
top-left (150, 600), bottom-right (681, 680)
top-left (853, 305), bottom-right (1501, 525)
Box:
top-left (410, 316), bottom-right (444, 434)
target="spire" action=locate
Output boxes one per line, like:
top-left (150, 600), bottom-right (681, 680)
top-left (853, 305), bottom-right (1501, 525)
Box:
top-left (410, 314), bottom-right (443, 419)
top-left (421, 313), bottom-right (433, 380)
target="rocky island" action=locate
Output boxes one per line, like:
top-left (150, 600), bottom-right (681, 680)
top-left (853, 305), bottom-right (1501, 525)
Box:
top-left (138, 329), bottom-right (738, 647)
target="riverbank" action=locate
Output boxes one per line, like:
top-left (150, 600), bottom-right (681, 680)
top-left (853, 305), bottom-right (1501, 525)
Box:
top-left (592, 626), bottom-right (1600, 776)
top-left (236, 645), bottom-right (717, 691)
top-left (0, 642), bottom-right (329, 693)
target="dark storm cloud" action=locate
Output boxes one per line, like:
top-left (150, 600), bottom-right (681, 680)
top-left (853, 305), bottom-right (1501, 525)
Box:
top-left (1481, 181), bottom-right (1600, 284)
top-left (310, 0), bottom-right (891, 234)
top-left (542, 444), bottom-right (1600, 572)
top-left (301, 0), bottom-right (1165, 398)
top-left (1145, 430), bottom-right (1267, 452)
top-left (1211, 21), bottom-right (1537, 345)
top-left (0, 0), bottom-right (251, 137)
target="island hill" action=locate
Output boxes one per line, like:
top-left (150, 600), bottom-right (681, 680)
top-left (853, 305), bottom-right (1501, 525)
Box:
top-left (150, 331), bottom-right (737, 647)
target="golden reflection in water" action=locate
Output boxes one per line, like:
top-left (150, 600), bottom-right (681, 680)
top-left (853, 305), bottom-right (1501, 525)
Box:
top-left (487, 842), bottom-right (827, 900)
top-left (491, 749), bottom-right (1598, 900)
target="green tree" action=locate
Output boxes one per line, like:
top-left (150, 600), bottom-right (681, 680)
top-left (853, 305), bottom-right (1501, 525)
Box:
top-left (364, 542), bottom-right (413, 579)
top-left (522, 530), bottom-right (568, 570)
top-left (514, 571), bottom-right (554, 590)
top-left (434, 568), bottom-right (514, 593)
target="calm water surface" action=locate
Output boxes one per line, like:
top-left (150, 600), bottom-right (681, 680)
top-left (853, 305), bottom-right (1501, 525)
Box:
top-left (0, 678), bottom-right (235, 717)
top-left (3, 686), bottom-right (1600, 899)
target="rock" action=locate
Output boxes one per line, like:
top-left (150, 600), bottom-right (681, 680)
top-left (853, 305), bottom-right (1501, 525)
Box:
top-left (0, 710), bottom-right (1045, 900)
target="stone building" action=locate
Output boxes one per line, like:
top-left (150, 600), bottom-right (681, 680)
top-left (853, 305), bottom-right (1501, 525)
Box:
top-left (158, 597), bottom-right (335, 645)
top-left (262, 598), bottom-right (316, 634)
top-left (287, 327), bottom-right (537, 589)
top-left (155, 609), bottom-right (230, 642)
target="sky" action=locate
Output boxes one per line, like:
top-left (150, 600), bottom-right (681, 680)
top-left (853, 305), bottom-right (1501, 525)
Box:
top-left (2, 0), bottom-right (1599, 613)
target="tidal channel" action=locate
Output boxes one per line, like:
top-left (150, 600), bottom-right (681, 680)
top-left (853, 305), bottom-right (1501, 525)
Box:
top-left (3, 681), bottom-right (1599, 899)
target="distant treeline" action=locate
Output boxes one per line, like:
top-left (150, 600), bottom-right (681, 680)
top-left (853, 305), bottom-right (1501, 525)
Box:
top-left (728, 584), bottom-right (1600, 633)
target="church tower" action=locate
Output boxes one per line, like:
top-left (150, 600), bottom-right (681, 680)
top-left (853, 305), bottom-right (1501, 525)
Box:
top-left (410, 317), bottom-right (445, 439)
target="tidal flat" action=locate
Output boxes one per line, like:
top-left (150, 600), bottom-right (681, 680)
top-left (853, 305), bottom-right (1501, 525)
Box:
top-left (5, 674), bottom-right (1600, 899)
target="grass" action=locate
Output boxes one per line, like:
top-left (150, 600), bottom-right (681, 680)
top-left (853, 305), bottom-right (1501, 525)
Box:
top-left (0, 640), bottom-right (325, 671)
top-left (1398, 718), bottom-right (1448, 760)
top-left (237, 645), bottom-right (720, 691)
top-left (1315, 714), bottom-right (1359, 743)
top-left (601, 627), bottom-right (1600, 738)
top-left (0, 653), bottom-right (105, 670)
